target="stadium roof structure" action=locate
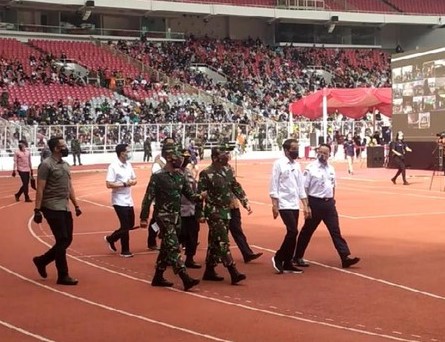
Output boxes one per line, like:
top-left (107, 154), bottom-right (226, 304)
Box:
top-left (289, 87), bottom-right (392, 120)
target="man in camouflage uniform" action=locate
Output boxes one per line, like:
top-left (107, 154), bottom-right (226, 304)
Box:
top-left (147, 136), bottom-right (175, 250)
top-left (140, 144), bottom-right (204, 291)
top-left (198, 145), bottom-right (252, 285)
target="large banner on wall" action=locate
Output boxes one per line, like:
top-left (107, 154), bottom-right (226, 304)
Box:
top-left (392, 46), bottom-right (445, 142)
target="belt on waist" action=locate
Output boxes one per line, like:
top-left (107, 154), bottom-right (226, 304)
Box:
top-left (308, 196), bottom-right (333, 201)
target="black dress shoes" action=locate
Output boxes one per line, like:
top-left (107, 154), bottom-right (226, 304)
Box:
top-left (244, 252), bottom-right (263, 263)
top-left (33, 257), bottom-right (47, 278)
top-left (57, 276), bottom-right (78, 285)
top-left (341, 256), bottom-right (360, 268)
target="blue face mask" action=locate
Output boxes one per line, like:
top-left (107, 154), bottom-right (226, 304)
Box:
top-left (126, 152), bottom-right (132, 161)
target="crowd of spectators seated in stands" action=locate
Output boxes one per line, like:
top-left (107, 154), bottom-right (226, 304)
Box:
top-left (112, 36), bottom-right (391, 120)
top-left (1, 36), bottom-right (391, 127)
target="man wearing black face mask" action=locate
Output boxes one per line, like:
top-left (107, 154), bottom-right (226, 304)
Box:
top-left (104, 144), bottom-right (138, 258)
top-left (139, 144), bottom-right (204, 291)
top-left (33, 136), bottom-right (82, 285)
top-left (270, 138), bottom-right (310, 274)
top-left (293, 144), bottom-right (360, 269)
top-left (13, 140), bottom-right (33, 202)
top-left (198, 145), bottom-right (252, 285)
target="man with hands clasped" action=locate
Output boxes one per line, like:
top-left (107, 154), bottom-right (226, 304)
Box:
top-left (270, 138), bottom-right (311, 274)
top-left (104, 144), bottom-right (138, 258)
top-left (32, 137), bottom-right (82, 285)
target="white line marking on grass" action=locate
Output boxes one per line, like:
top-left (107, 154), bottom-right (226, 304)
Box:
top-left (252, 245), bottom-right (445, 301)
top-left (0, 320), bottom-right (56, 342)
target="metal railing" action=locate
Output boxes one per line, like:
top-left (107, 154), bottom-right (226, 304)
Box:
top-left (0, 23), bottom-right (185, 40)
top-left (0, 120), bottom-right (384, 154)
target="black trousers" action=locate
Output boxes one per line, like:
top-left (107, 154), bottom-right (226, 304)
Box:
top-left (39, 209), bottom-right (73, 278)
top-left (294, 197), bottom-right (350, 260)
top-left (16, 171), bottom-right (30, 199)
top-left (109, 205), bottom-right (134, 253)
top-left (72, 153), bottom-right (81, 165)
top-left (275, 209), bottom-right (299, 264)
top-left (180, 215), bottom-right (200, 257)
top-left (143, 151), bottom-right (151, 162)
top-left (229, 208), bottom-right (253, 259)
top-left (393, 156), bottom-right (406, 182)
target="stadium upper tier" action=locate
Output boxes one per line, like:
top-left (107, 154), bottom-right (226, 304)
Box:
top-left (163, 0), bottom-right (445, 14)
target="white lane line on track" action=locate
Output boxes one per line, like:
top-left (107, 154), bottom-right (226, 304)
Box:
top-left (0, 320), bottom-right (56, 342)
top-left (0, 265), bottom-right (231, 342)
top-left (0, 202), bottom-right (19, 211)
top-left (28, 219), bottom-right (421, 342)
top-left (252, 245), bottom-right (445, 301)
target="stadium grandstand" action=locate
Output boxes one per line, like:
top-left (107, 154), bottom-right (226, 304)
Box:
top-left (0, 0), bottom-right (444, 168)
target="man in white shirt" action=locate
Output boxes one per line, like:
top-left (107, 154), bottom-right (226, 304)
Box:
top-left (293, 144), bottom-right (360, 269)
top-left (104, 144), bottom-right (137, 257)
top-left (269, 138), bottom-right (310, 274)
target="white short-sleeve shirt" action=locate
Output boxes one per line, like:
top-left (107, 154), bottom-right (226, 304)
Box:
top-left (106, 159), bottom-right (136, 206)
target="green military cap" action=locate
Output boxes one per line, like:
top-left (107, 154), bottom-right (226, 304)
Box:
top-left (211, 143), bottom-right (235, 158)
top-left (162, 143), bottom-right (182, 158)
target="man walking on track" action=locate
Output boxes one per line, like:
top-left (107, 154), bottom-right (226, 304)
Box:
top-left (293, 143), bottom-right (360, 269)
top-left (140, 143), bottom-right (204, 291)
top-left (104, 144), bottom-right (138, 258)
top-left (32, 136), bottom-right (82, 285)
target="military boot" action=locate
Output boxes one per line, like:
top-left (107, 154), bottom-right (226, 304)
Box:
top-left (202, 264), bottom-right (224, 281)
top-left (151, 269), bottom-right (173, 287)
top-left (227, 264), bottom-right (246, 285)
top-left (179, 269), bottom-right (200, 291)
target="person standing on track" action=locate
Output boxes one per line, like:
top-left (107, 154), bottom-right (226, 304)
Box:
top-left (32, 136), bottom-right (82, 285)
top-left (390, 131), bottom-right (412, 185)
top-left (344, 134), bottom-right (355, 175)
top-left (293, 143), bottom-right (360, 269)
top-left (104, 144), bottom-right (138, 258)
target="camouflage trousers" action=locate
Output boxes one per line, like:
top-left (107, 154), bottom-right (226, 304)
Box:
top-left (155, 215), bottom-right (185, 274)
top-left (205, 214), bottom-right (235, 267)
